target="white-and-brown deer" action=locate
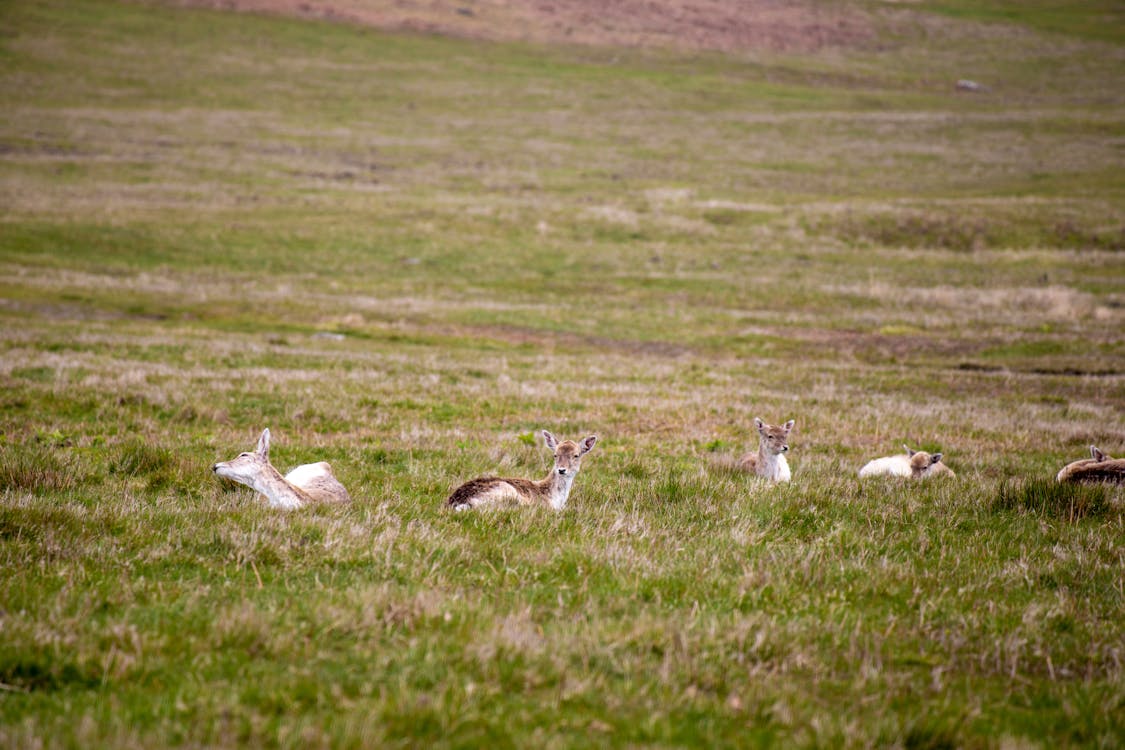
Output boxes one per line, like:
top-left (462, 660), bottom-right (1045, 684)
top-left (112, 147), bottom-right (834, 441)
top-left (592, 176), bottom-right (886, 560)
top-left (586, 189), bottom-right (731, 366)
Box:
top-left (859, 444), bottom-right (955, 479)
top-left (738, 417), bottom-right (794, 482)
top-left (211, 428), bottom-right (350, 509)
top-left (1056, 445), bottom-right (1125, 484)
top-left (446, 430), bottom-right (597, 511)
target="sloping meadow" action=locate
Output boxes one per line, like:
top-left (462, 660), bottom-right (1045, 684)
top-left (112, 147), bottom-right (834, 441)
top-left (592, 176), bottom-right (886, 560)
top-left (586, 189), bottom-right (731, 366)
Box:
top-left (0, 0), bottom-right (1122, 747)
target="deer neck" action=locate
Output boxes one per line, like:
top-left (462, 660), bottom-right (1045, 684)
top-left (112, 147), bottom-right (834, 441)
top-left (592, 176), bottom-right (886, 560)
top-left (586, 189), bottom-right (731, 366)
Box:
top-left (757, 446), bottom-right (787, 480)
top-left (538, 469), bottom-right (576, 510)
top-left (251, 463), bottom-right (309, 509)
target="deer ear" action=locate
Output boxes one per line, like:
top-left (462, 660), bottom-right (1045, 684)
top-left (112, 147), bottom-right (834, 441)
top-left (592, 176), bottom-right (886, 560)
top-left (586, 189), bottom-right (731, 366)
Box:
top-left (542, 430), bottom-right (558, 450)
top-left (580, 436), bottom-right (598, 455)
top-left (783, 419), bottom-right (795, 432)
top-left (754, 417), bottom-right (765, 432)
top-left (931, 453), bottom-right (943, 464)
top-left (257, 428), bottom-right (271, 457)
top-left (903, 444), bottom-right (915, 456)
top-left (1091, 445), bottom-right (1106, 461)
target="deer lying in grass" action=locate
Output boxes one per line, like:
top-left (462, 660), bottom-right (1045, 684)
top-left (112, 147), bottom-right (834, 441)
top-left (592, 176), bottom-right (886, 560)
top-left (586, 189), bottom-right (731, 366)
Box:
top-left (859, 444), bottom-right (955, 479)
top-left (212, 428), bottom-right (350, 509)
top-left (1056, 446), bottom-right (1125, 484)
top-left (447, 430), bottom-right (597, 511)
top-left (737, 418), bottom-right (794, 482)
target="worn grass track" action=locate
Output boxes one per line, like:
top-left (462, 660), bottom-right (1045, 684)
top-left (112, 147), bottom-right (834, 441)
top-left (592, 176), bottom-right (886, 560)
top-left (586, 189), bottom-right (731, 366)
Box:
top-left (0, 1), bottom-right (1123, 747)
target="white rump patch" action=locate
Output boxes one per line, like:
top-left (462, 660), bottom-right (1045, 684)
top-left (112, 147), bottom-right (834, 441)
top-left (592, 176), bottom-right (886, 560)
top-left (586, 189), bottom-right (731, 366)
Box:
top-left (859, 455), bottom-right (912, 478)
top-left (284, 462), bottom-right (331, 486)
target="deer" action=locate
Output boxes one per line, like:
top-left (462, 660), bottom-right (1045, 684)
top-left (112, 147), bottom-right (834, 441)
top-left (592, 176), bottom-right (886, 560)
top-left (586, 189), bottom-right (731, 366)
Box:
top-left (1056, 445), bottom-right (1125, 484)
top-left (737, 417), bottom-right (794, 482)
top-left (447, 430), bottom-right (597, 511)
top-left (859, 444), bottom-right (955, 479)
top-left (211, 428), bottom-right (350, 509)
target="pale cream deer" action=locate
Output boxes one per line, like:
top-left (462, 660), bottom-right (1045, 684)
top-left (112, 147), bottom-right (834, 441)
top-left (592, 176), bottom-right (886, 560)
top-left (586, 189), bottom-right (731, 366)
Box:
top-left (211, 428), bottom-right (350, 509)
top-left (738, 417), bottom-right (794, 482)
top-left (447, 430), bottom-right (597, 511)
top-left (859, 444), bottom-right (955, 479)
top-left (1056, 445), bottom-right (1125, 484)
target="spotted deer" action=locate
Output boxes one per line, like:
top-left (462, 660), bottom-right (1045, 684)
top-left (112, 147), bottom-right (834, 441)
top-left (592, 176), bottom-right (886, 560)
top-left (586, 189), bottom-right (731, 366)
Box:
top-left (211, 428), bottom-right (350, 509)
top-left (738, 417), bottom-right (795, 482)
top-left (447, 430), bottom-right (597, 511)
top-left (859, 444), bottom-right (955, 479)
top-left (1056, 445), bottom-right (1125, 484)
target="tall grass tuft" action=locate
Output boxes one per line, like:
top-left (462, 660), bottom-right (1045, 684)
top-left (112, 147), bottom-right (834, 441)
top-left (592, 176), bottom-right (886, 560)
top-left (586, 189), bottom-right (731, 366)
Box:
top-left (110, 438), bottom-right (178, 490)
top-left (991, 478), bottom-right (1113, 521)
top-left (0, 646), bottom-right (101, 692)
top-left (653, 469), bottom-right (697, 506)
top-left (901, 722), bottom-right (960, 750)
top-left (111, 439), bottom-right (175, 476)
top-left (0, 447), bottom-right (86, 493)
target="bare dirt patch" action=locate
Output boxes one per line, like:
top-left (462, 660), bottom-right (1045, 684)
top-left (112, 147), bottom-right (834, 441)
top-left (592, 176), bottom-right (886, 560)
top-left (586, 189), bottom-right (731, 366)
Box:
top-left (167, 0), bottom-right (875, 54)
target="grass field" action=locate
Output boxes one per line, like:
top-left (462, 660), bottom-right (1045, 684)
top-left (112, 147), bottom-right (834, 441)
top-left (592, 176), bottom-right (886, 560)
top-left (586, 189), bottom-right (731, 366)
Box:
top-left (1, 0), bottom-right (1123, 746)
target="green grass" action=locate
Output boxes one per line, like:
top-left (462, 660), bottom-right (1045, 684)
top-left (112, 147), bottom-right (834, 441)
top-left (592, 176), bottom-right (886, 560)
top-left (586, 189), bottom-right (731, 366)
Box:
top-left (1, 0), bottom-right (1123, 747)
top-left (920, 0), bottom-right (1125, 44)
top-left (993, 478), bottom-right (1112, 520)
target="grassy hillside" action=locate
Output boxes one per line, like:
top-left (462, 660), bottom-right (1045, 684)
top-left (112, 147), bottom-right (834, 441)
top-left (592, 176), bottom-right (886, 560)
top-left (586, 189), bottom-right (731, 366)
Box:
top-left (0, 0), bottom-right (1122, 746)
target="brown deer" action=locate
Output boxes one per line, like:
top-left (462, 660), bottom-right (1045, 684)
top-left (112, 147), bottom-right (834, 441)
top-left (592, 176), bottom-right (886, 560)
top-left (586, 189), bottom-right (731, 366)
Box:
top-left (1056, 446), bottom-right (1125, 484)
top-left (738, 418), bottom-right (794, 482)
top-left (447, 430), bottom-right (597, 511)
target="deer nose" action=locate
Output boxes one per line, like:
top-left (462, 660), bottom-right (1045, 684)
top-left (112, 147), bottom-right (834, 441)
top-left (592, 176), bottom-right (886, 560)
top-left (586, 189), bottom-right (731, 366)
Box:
top-left (781, 445), bottom-right (789, 452)
top-left (211, 463), bottom-right (219, 472)
top-left (558, 468), bottom-right (567, 475)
